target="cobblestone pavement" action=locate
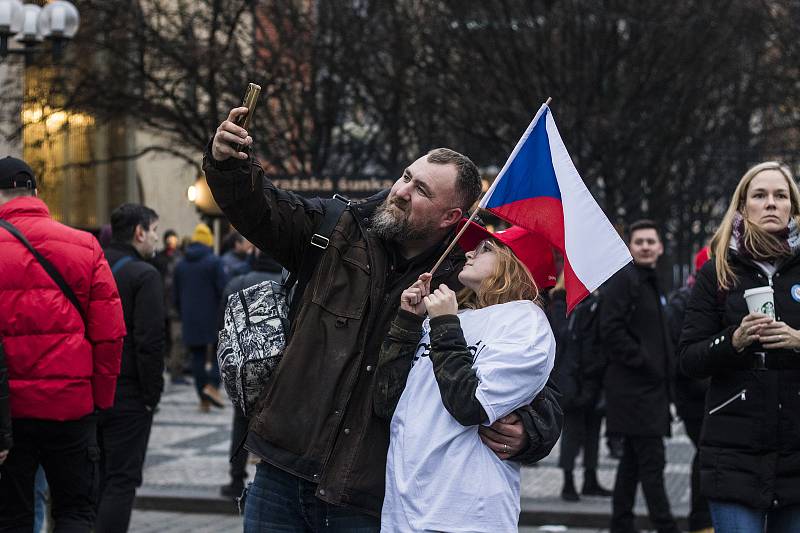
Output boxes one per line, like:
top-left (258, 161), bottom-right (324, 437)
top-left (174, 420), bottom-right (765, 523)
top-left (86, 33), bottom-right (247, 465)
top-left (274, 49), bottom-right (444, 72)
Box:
top-left (128, 510), bottom-right (610, 533)
top-left (518, 413), bottom-right (693, 521)
top-left (130, 510), bottom-right (242, 532)
top-left (139, 381), bottom-right (693, 527)
top-left (142, 380), bottom-right (233, 494)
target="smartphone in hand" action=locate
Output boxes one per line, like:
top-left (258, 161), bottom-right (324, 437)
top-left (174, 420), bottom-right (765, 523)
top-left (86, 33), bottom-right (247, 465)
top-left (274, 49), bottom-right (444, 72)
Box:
top-left (234, 83), bottom-right (261, 152)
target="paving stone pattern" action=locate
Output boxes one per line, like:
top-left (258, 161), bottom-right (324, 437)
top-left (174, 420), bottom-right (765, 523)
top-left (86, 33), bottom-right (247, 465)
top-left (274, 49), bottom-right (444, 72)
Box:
top-left (139, 381), bottom-right (694, 528)
top-left (142, 381), bottom-right (234, 494)
top-left (128, 511), bottom-right (608, 533)
top-left (130, 510), bottom-right (242, 532)
top-left (519, 421), bottom-right (693, 520)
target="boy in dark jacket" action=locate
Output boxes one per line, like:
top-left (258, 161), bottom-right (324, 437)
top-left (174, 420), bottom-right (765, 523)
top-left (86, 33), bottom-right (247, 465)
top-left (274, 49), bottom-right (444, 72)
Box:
top-left (98, 203), bottom-right (165, 533)
top-left (602, 220), bottom-right (679, 533)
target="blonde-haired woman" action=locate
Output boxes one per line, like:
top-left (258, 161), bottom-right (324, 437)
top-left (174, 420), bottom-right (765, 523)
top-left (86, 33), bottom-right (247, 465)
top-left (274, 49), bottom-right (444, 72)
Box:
top-left (374, 223), bottom-right (556, 532)
top-left (680, 161), bottom-right (800, 533)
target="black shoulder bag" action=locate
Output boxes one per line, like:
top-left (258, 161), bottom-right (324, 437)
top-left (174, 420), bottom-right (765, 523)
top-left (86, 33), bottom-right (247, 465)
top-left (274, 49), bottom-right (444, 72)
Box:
top-left (0, 219), bottom-right (87, 326)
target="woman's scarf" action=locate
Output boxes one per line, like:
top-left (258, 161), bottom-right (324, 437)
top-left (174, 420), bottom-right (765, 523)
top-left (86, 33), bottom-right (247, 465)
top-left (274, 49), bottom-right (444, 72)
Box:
top-left (731, 212), bottom-right (800, 260)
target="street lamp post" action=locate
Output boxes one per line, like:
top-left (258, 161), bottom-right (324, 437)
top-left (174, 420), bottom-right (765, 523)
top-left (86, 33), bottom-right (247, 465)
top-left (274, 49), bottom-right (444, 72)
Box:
top-left (188, 176), bottom-right (224, 254)
top-left (0, 0), bottom-right (79, 61)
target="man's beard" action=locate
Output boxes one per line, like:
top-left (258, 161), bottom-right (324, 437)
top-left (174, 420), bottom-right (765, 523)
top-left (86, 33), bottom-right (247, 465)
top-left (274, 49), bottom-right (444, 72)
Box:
top-left (371, 198), bottom-right (434, 242)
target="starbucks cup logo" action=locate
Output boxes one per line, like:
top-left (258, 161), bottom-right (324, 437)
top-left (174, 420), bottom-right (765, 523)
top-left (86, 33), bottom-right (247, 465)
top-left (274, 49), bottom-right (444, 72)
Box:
top-left (743, 286), bottom-right (775, 319)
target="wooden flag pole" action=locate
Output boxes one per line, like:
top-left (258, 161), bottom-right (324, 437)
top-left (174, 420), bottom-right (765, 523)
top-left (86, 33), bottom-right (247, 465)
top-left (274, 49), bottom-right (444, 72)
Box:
top-left (428, 96), bottom-right (553, 275)
top-left (428, 208), bottom-right (481, 275)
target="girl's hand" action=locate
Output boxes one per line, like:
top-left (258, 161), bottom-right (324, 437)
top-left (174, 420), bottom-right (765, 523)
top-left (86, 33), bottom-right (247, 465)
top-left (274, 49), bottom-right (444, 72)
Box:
top-left (400, 273), bottom-right (432, 316)
top-left (423, 284), bottom-right (457, 318)
top-left (732, 313), bottom-right (773, 352)
top-left (758, 320), bottom-right (800, 350)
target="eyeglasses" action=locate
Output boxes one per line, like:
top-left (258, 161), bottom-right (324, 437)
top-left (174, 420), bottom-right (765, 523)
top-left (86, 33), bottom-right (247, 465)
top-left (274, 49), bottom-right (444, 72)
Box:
top-left (472, 239), bottom-right (496, 257)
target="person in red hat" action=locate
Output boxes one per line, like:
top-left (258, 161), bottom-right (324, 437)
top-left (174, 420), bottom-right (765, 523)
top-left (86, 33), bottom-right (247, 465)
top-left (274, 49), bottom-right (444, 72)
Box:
top-left (374, 223), bottom-right (556, 532)
top-left (455, 220), bottom-right (558, 290)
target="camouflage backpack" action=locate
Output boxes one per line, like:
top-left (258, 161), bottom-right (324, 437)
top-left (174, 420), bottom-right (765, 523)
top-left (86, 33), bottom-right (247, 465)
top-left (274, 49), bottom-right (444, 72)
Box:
top-left (217, 280), bottom-right (289, 416)
top-left (215, 195), bottom-right (351, 415)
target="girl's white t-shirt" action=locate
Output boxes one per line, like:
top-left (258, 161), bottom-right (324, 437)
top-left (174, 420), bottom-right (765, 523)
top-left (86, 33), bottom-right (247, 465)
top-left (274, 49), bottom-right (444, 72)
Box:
top-left (381, 300), bottom-right (556, 533)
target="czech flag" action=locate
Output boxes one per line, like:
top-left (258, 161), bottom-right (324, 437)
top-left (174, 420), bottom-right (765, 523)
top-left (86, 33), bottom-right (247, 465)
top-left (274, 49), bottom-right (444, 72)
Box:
top-left (480, 102), bottom-right (631, 313)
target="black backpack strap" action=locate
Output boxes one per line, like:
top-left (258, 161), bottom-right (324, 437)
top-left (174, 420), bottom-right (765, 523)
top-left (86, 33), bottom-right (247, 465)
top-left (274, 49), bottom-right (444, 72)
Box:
top-left (286, 194), bottom-right (350, 326)
top-left (0, 219), bottom-right (87, 326)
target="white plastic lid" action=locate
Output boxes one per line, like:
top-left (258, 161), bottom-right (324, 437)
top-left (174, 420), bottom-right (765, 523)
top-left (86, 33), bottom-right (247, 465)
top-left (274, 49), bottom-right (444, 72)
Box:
top-left (743, 286), bottom-right (774, 297)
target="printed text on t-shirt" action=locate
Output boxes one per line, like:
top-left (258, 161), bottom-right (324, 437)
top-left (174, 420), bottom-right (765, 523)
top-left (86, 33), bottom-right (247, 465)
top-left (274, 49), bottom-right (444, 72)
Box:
top-left (412, 340), bottom-right (486, 367)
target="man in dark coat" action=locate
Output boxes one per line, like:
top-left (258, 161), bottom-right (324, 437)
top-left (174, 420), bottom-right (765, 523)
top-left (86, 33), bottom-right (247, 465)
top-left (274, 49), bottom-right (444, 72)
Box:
top-left (98, 203), bottom-right (165, 533)
top-left (220, 231), bottom-right (254, 278)
top-left (151, 229), bottom-right (186, 384)
top-left (666, 247), bottom-right (712, 533)
top-left (174, 223), bottom-right (228, 411)
top-left (601, 220), bottom-right (679, 533)
top-left (550, 288), bottom-right (611, 501)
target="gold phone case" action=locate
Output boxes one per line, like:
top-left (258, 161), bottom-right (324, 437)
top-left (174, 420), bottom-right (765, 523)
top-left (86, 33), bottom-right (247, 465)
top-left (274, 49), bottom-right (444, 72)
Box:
top-left (234, 83), bottom-right (261, 152)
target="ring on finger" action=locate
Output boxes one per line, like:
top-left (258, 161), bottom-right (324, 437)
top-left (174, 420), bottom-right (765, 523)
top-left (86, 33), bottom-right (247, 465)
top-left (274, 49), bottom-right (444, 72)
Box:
top-left (502, 443), bottom-right (509, 453)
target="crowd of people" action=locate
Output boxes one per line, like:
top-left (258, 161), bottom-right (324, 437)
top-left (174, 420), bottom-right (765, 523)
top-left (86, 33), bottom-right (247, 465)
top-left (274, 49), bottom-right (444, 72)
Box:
top-left (549, 219), bottom-right (685, 533)
top-left (545, 162), bottom-right (800, 533)
top-left (0, 105), bottom-right (798, 533)
top-left (0, 155), bottom-right (276, 531)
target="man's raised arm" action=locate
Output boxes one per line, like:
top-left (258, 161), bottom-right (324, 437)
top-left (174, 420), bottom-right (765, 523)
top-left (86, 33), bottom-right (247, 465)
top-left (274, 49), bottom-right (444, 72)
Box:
top-left (202, 107), bottom-right (325, 274)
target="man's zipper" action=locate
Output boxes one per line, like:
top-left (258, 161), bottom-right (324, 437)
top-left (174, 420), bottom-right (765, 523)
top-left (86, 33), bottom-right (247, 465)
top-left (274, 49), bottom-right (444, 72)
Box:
top-left (708, 388), bottom-right (747, 415)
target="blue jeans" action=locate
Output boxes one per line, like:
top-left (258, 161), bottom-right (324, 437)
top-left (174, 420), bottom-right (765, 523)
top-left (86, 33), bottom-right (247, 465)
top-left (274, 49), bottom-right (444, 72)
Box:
top-left (709, 500), bottom-right (800, 533)
top-left (243, 461), bottom-right (380, 532)
top-left (33, 466), bottom-right (48, 532)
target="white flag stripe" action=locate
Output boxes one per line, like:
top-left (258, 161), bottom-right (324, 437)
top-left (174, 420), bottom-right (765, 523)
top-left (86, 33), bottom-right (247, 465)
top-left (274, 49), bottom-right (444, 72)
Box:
top-left (544, 112), bottom-right (632, 292)
top-left (479, 103), bottom-right (549, 209)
